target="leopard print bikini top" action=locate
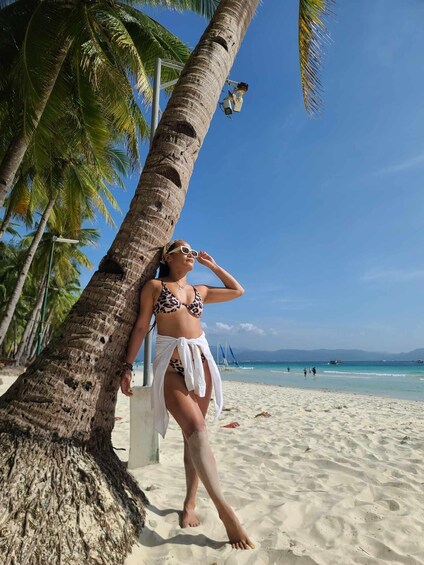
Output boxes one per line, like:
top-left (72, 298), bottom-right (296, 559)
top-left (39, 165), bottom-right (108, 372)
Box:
top-left (153, 281), bottom-right (203, 318)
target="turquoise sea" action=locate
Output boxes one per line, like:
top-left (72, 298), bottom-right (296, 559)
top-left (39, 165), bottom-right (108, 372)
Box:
top-left (134, 361), bottom-right (424, 402)
top-left (217, 361), bottom-right (424, 402)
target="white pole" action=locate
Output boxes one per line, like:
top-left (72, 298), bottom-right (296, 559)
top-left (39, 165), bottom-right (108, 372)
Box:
top-left (143, 58), bottom-right (162, 387)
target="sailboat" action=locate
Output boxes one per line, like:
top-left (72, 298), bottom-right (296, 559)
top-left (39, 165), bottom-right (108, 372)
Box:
top-left (228, 344), bottom-right (239, 367)
top-left (229, 345), bottom-right (254, 370)
top-left (216, 342), bottom-right (254, 371)
top-left (217, 342), bottom-right (236, 372)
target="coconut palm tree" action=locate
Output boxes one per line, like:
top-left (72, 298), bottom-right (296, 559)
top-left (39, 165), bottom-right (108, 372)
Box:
top-left (1, 225), bottom-right (97, 359)
top-left (0, 61), bottom-right (134, 241)
top-left (0, 1), bottom-right (333, 563)
top-left (0, 0), bottom-right (219, 210)
top-left (0, 149), bottom-right (124, 346)
top-left (13, 274), bottom-right (46, 365)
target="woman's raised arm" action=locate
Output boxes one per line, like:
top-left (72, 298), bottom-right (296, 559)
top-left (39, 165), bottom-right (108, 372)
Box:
top-left (197, 251), bottom-right (244, 304)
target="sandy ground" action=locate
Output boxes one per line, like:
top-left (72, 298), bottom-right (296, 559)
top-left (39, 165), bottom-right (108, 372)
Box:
top-left (120, 380), bottom-right (424, 565)
top-left (1, 370), bottom-right (423, 564)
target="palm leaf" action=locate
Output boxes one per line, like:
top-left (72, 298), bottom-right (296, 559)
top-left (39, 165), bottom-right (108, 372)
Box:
top-left (298, 0), bottom-right (334, 115)
top-left (94, 6), bottom-right (153, 102)
top-left (123, 0), bottom-right (219, 19)
top-left (121, 7), bottom-right (190, 77)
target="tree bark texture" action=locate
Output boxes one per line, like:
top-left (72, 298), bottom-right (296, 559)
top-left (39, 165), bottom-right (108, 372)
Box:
top-left (0, 1), bottom-right (259, 562)
top-left (0, 206), bottom-right (13, 240)
top-left (40, 308), bottom-right (54, 350)
top-left (0, 197), bottom-right (56, 347)
top-left (0, 432), bottom-right (148, 565)
top-left (22, 305), bottom-right (42, 366)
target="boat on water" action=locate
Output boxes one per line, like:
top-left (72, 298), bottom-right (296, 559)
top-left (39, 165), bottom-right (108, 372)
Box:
top-left (216, 342), bottom-right (254, 371)
top-left (329, 360), bottom-right (342, 365)
top-left (217, 342), bottom-right (236, 372)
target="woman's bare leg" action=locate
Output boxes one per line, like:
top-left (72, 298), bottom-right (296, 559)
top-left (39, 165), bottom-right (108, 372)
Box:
top-left (164, 368), bottom-right (254, 549)
top-left (180, 360), bottom-right (212, 527)
top-left (181, 436), bottom-right (200, 527)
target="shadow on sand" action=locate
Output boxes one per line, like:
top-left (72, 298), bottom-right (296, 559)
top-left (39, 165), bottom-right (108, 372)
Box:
top-left (138, 504), bottom-right (226, 550)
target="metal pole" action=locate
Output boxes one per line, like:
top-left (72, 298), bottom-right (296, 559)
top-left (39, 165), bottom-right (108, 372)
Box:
top-left (150, 58), bottom-right (161, 144)
top-left (143, 58), bottom-right (162, 387)
top-left (36, 235), bottom-right (56, 356)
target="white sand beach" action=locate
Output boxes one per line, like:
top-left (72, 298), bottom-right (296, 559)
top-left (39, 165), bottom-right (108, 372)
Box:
top-left (1, 372), bottom-right (423, 564)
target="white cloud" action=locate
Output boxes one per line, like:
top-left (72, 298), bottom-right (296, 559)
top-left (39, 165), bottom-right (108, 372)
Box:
top-left (238, 323), bottom-right (265, 336)
top-left (216, 322), bottom-right (234, 332)
top-left (204, 321), bottom-right (266, 336)
top-left (361, 269), bottom-right (424, 283)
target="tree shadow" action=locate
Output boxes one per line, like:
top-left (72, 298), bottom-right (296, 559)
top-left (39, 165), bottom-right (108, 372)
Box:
top-left (140, 503), bottom-right (226, 549)
top-left (137, 526), bottom-right (226, 549)
top-left (147, 503), bottom-right (180, 517)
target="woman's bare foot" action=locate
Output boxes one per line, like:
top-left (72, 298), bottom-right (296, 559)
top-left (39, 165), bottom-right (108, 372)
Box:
top-left (180, 506), bottom-right (200, 528)
top-left (219, 505), bottom-right (255, 549)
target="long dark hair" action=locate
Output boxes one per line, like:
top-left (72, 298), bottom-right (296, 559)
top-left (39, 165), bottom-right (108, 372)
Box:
top-left (157, 240), bottom-right (182, 278)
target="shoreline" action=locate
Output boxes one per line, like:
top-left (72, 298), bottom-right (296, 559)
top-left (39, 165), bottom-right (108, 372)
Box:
top-left (132, 368), bottom-right (424, 404)
top-left (225, 377), bottom-right (424, 404)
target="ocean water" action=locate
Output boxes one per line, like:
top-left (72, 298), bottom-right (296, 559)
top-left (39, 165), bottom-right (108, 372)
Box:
top-left (217, 361), bottom-right (424, 402)
top-left (133, 361), bottom-right (424, 402)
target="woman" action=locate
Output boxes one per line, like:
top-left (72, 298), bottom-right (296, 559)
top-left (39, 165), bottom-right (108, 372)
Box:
top-left (120, 240), bottom-right (254, 550)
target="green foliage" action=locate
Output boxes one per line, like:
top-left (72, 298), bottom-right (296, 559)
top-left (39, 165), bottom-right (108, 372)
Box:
top-left (298, 0), bottom-right (334, 115)
top-left (0, 225), bottom-right (97, 357)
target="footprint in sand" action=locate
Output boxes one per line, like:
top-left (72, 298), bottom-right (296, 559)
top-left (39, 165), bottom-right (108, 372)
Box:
top-left (385, 499), bottom-right (400, 511)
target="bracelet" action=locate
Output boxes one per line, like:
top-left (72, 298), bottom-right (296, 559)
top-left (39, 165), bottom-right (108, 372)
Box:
top-left (122, 362), bottom-right (133, 371)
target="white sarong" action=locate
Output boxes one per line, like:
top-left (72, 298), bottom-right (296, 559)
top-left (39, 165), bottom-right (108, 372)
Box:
top-left (152, 332), bottom-right (223, 437)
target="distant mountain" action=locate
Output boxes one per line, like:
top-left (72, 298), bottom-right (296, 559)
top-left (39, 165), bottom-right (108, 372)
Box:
top-left (209, 346), bottom-right (424, 363)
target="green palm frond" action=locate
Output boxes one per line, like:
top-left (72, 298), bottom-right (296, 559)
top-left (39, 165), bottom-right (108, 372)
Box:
top-left (14, 1), bottom-right (71, 137)
top-left (122, 8), bottom-right (190, 79)
top-left (298, 0), bottom-right (334, 115)
top-left (5, 173), bottom-right (31, 218)
top-left (71, 227), bottom-right (100, 248)
top-left (2, 221), bottom-right (21, 239)
top-left (126, 0), bottom-right (219, 19)
top-left (74, 60), bottom-right (112, 162)
top-left (94, 7), bottom-right (152, 101)
top-left (105, 147), bottom-right (130, 180)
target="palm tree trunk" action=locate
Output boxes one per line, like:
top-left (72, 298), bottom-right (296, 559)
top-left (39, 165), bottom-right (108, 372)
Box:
top-left (0, 1), bottom-right (259, 563)
top-left (0, 197), bottom-right (55, 347)
top-left (0, 44), bottom-right (69, 210)
top-left (40, 308), bottom-right (54, 349)
top-left (24, 311), bottom-right (41, 365)
top-left (14, 277), bottom-right (46, 365)
top-left (0, 206), bottom-right (13, 240)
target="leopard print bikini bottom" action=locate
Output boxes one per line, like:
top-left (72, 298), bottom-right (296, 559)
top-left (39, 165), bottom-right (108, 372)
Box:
top-left (169, 354), bottom-right (206, 377)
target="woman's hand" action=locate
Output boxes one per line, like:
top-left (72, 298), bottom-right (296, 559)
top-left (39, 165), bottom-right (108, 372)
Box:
top-left (197, 251), bottom-right (218, 270)
top-left (120, 369), bottom-right (133, 396)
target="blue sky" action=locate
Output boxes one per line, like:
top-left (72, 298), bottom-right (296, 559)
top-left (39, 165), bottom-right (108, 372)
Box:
top-left (79, 0), bottom-right (424, 353)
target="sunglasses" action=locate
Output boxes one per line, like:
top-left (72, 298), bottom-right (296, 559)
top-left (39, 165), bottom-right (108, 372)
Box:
top-left (167, 245), bottom-right (199, 258)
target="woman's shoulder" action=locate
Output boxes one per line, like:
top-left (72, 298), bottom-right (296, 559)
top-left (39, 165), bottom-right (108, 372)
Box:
top-left (141, 278), bottom-right (163, 294)
top-left (193, 284), bottom-right (208, 298)
top-left (140, 279), bottom-right (163, 305)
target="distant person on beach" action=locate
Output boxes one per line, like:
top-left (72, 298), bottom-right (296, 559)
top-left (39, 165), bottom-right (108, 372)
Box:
top-left (312, 367), bottom-right (317, 376)
top-left (303, 368), bottom-right (307, 377)
top-left (287, 367), bottom-right (290, 372)
top-left (119, 239), bottom-right (254, 550)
